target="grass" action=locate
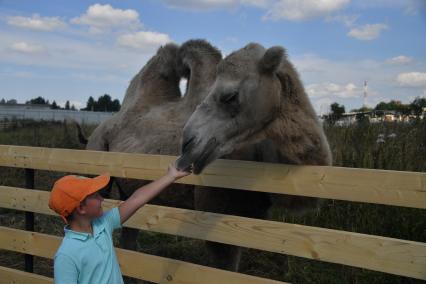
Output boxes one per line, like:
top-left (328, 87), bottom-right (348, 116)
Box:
top-left (0, 119), bottom-right (425, 283)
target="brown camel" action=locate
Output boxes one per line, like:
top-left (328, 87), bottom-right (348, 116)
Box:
top-left (176, 43), bottom-right (332, 270)
top-left (82, 40), bottom-right (222, 270)
top-left (81, 40), bottom-right (331, 275)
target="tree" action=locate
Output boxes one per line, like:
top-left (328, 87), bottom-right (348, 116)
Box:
top-left (110, 99), bottom-right (120, 112)
top-left (410, 96), bottom-right (426, 117)
top-left (97, 94), bottom-right (112, 112)
top-left (350, 106), bottom-right (373, 113)
top-left (51, 101), bottom-right (60, 109)
top-left (83, 96), bottom-right (96, 111)
top-left (65, 100), bottom-right (70, 110)
top-left (326, 102), bottom-right (345, 125)
top-left (26, 96), bottom-right (48, 105)
top-left (83, 94), bottom-right (120, 112)
top-left (71, 104), bottom-right (76, 111)
top-left (6, 99), bottom-right (17, 104)
top-left (0, 98), bottom-right (5, 104)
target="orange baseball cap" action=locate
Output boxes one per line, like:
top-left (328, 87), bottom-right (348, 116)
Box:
top-left (48, 173), bottom-right (110, 223)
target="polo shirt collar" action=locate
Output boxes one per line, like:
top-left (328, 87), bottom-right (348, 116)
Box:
top-left (64, 225), bottom-right (90, 241)
top-left (63, 219), bottom-right (106, 240)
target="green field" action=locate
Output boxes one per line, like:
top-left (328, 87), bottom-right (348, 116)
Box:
top-left (0, 119), bottom-right (425, 283)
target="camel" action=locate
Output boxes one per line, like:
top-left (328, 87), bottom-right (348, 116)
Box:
top-left (80, 40), bottom-right (331, 275)
top-left (176, 43), bottom-right (332, 270)
top-left (81, 39), bottom-right (222, 263)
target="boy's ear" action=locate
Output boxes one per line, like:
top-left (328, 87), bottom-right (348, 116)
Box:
top-left (75, 203), bottom-right (86, 215)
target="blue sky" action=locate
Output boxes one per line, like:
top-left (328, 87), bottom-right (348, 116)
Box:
top-left (0, 0), bottom-right (425, 113)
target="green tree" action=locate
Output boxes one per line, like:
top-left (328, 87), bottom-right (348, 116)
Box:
top-left (50, 101), bottom-right (60, 109)
top-left (83, 94), bottom-right (120, 112)
top-left (65, 100), bottom-right (70, 110)
top-left (326, 102), bottom-right (345, 125)
top-left (410, 96), bottom-right (426, 117)
top-left (350, 106), bottom-right (373, 113)
top-left (97, 94), bottom-right (112, 111)
top-left (26, 96), bottom-right (48, 105)
top-left (84, 96), bottom-right (96, 111)
top-left (110, 99), bottom-right (120, 112)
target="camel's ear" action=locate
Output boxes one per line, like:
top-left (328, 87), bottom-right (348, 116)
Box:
top-left (259, 46), bottom-right (285, 74)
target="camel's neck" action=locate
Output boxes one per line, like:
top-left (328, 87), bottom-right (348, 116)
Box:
top-left (266, 111), bottom-right (330, 165)
top-left (265, 65), bottom-right (332, 166)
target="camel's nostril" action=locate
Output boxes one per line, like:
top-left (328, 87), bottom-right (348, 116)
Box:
top-left (182, 136), bottom-right (196, 153)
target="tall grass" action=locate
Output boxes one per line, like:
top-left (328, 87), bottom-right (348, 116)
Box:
top-left (0, 119), bottom-right (425, 283)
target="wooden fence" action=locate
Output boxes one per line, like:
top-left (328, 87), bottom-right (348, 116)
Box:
top-left (0, 145), bottom-right (425, 283)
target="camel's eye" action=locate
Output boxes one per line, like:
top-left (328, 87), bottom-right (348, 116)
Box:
top-left (219, 91), bottom-right (240, 117)
top-left (220, 91), bottom-right (239, 104)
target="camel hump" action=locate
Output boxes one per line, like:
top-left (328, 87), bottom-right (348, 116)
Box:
top-left (178, 39), bottom-right (222, 77)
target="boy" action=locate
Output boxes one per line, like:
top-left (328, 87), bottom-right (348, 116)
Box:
top-left (48, 162), bottom-right (191, 284)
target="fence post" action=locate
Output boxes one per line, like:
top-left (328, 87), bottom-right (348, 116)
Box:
top-left (24, 168), bottom-right (35, 273)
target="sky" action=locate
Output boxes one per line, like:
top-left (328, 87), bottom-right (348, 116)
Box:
top-left (0, 0), bottom-right (425, 114)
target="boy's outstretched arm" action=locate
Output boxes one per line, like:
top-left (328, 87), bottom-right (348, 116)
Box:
top-left (118, 162), bottom-right (191, 224)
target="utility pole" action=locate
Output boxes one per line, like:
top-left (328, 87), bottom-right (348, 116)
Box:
top-left (363, 80), bottom-right (368, 109)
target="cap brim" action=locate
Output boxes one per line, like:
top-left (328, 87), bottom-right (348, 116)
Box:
top-left (87, 173), bottom-right (111, 196)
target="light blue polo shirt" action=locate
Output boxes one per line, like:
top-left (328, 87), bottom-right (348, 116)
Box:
top-left (54, 207), bottom-right (123, 284)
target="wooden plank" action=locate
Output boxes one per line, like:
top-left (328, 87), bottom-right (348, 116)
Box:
top-left (0, 266), bottom-right (53, 284)
top-left (0, 226), bottom-right (286, 284)
top-left (1, 186), bottom-right (425, 280)
top-left (0, 145), bottom-right (425, 208)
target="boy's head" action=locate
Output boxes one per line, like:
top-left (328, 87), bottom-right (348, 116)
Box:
top-left (48, 173), bottom-right (110, 223)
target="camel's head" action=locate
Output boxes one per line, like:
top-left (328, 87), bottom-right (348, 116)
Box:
top-left (177, 43), bottom-right (285, 174)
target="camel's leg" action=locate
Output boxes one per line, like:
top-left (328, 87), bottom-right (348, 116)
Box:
top-left (194, 186), bottom-right (270, 271)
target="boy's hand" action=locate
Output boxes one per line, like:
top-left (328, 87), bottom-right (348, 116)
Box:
top-left (119, 161), bottom-right (192, 225)
top-left (167, 162), bottom-right (192, 180)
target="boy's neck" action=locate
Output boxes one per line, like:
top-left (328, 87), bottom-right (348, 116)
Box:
top-left (69, 217), bottom-right (93, 234)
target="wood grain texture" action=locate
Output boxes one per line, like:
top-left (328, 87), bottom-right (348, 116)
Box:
top-left (0, 226), bottom-right (286, 284)
top-left (0, 266), bottom-right (53, 284)
top-left (0, 145), bottom-right (425, 208)
top-left (1, 186), bottom-right (425, 280)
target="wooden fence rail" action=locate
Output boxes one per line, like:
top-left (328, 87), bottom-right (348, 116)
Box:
top-left (0, 226), bottom-right (285, 284)
top-left (0, 145), bottom-right (425, 282)
top-left (0, 145), bottom-right (425, 209)
top-left (0, 186), bottom-right (425, 279)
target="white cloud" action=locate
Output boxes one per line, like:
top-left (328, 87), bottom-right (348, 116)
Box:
top-left (326, 14), bottom-right (358, 27)
top-left (162, 0), bottom-right (349, 20)
top-left (306, 82), bottom-right (360, 99)
top-left (348, 23), bottom-right (388, 40)
top-left (397, 72), bottom-right (426, 87)
top-left (386, 55), bottom-right (413, 65)
top-left (71, 4), bottom-right (141, 33)
top-left (241, 0), bottom-right (271, 8)
top-left (163, 0), bottom-right (238, 10)
top-left (117, 31), bottom-right (172, 51)
top-left (7, 14), bottom-right (67, 31)
top-left (263, 0), bottom-right (350, 21)
top-left (70, 72), bottom-right (126, 83)
top-left (10, 42), bottom-right (47, 54)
